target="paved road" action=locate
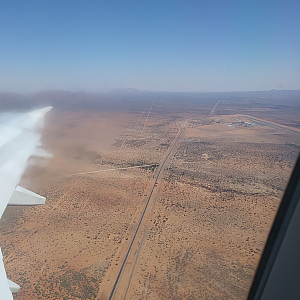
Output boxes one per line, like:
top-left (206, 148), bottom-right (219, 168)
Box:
top-left (243, 115), bottom-right (300, 135)
top-left (107, 121), bottom-right (186, 300)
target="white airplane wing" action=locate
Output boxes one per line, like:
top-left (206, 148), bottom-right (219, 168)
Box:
top-left (0, 106), bottom-right (52, 299)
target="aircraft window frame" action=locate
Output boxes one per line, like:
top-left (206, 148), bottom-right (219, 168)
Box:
top-left (247, 154), bottom-right (300, 300)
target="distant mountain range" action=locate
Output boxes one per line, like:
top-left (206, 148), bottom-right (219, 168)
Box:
top-left (0, 89), bottom-right (299, 111)
top-left (0, 90), bottom-right (107, 111)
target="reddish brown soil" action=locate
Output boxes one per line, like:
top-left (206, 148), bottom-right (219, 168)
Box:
top-left (0, 106), bottom-right (299, 300)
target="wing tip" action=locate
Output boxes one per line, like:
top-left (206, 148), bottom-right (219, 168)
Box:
top-left (30, 106), bottom-right (53, 118)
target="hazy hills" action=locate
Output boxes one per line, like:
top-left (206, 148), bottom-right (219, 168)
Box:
top-left (0, 89), bottom-right (299, 112)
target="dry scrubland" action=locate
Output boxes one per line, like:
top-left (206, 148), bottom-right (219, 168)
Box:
top-left (123, 114), bottom-right (299, 299)
top-left (0, 94), bottom-right (299, 300)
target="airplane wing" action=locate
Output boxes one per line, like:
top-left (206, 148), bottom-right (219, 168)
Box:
top-left (0, 106), bottom-right (53, 299)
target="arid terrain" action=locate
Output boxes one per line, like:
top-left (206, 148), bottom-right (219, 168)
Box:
top-left (0, 90), bottom-right (299, 299)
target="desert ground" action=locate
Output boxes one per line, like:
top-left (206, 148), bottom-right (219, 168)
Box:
top-left (0, 91), bottom-right (299, 299)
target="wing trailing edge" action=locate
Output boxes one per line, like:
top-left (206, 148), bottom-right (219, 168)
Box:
top-left (8, 186), bottom-right (45, 206)
top-left (0, 249), bottom-right (17, 300)
top-left (7, 279), bottom-right (20, 293)
top-left (0, 106), bottom-right (52, 299)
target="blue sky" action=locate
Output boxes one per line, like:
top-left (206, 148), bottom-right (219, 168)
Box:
top-left (0, 0), bottom-right (299, 93)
